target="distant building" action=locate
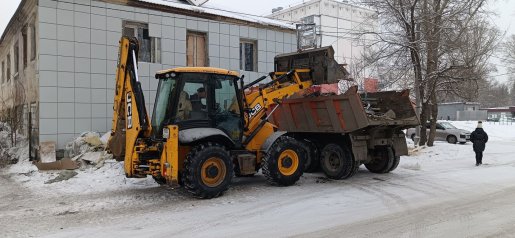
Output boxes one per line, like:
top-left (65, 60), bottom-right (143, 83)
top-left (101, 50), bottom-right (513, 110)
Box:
top-left (0, 0), bottom-right (296, 152)
top-left (438, 102), bottom-right (486, 121)
top-left (267, 0), bottom-right (378, 81)
top-left (481, 106), bottom-right (515, 121)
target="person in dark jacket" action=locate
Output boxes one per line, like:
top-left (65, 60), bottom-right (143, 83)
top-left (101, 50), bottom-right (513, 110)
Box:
top-left (470, 121), bottom-right (488, 166)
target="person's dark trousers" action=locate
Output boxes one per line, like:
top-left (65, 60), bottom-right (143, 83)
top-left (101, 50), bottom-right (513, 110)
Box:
top-left (475, 151), bottom-right (483, 165)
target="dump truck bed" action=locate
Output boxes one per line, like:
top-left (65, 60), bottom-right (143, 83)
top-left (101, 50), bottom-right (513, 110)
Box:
top-left (269, 86), bottom-right (419, 133)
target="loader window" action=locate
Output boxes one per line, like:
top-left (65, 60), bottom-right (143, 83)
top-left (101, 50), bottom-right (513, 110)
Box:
top-left (152, 77), bottom-right (176, 136)
top-left (213, 75), bottom-right (242, 142)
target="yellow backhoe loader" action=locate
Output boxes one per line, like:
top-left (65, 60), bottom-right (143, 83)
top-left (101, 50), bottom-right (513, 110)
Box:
top-left (107, 37), bottom-right (418, 198)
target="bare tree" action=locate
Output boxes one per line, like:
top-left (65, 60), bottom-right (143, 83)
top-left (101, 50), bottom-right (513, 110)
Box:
top-left (0, 79), bottom-right (26, 147)
top-left (359, 0), bottom-right (498, 146)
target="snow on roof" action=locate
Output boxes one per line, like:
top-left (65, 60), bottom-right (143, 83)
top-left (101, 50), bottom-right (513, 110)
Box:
top-left (138, 0), bottom-right (296, 29)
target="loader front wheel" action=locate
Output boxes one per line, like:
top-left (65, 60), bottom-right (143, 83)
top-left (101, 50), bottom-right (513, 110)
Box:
top-left (262, 136), bottom-right (305, 186)
top-left (184, 143), bottom-right (233, 199)
top-left (320, 143), bottom-right (354, 180)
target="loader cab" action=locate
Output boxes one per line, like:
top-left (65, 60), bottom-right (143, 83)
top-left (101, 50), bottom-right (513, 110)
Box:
top-left (152, 67), bottom-right (243, 146)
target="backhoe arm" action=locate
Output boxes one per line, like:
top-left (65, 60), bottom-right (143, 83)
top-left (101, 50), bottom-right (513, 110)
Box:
top-left (107, 37), bottom-right (152, 173)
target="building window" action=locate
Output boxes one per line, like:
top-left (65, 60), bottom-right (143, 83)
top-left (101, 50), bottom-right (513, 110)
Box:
top-left (186, 31), bottom-right (208, 67)
top-left (1, 61), bottom-right (4, 84)
top-left (14, 42), bottom-right (19, 76)
top-left (122, 21), bottom-right (161, 63)
top-left (23, 27), bottom-right (28, 69)
top-left (7, 54), bottom-right (11, 82)
top-left (31, 23), bottom-right (36, 61)
top-left (240, 39), bottom-right (257, 72)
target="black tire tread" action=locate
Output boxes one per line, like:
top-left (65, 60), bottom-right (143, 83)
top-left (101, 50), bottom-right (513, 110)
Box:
top-left (262, 136), bottom-right (305, 186)
top-left (320, 143), bottom-right (354, 180)
top-left (183, 142), bottom-right (233, 199)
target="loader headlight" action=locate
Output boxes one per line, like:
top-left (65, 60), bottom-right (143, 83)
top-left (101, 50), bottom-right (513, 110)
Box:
top-left (163, 128), bottom-right (170, 139)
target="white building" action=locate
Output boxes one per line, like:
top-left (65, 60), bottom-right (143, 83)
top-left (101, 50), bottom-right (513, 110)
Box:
top-left (0, 0), bottom-right (296, 153)
top-left (268, 0), bottom-right (378, 80)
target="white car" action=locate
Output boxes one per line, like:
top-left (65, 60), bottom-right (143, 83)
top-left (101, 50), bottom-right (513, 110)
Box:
top-left (406, 121), bottom-right (471, 144)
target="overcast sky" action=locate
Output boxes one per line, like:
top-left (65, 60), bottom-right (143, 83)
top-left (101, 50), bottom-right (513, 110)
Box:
top-left (1, 0), bottom-right (514, 81)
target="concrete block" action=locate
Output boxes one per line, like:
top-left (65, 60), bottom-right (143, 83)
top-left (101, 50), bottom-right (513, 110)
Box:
top-left (75, 103), bottom-right (92, 118)
top-left (174, 40), bottom-right (186, 54)
top-left (219, 46), bottom-right (230, 58)
top-left (75, 73), bottom-right (90, 88)
top-left (40, 102), bottom-right (58, 119)
top-left (91, 44), bottom-right (107, 59)
top-left (229, 24), bottom-right (239, 36)
top-left (162, 38), bottom-right (174, 52)
top-left (40, 39), bottom-right (57, 55)
top-left (174, 17), bottom-right (186, 28)
top-left (57, 25), bottom-right (74, 41)
top-left (39, 55), bottom-right (57, 71)
top-left (162, 25), bottom-right (174, 39)
top-left (40, 87), bottom-right (58, 102)
top-left (162, 16), bottom-right (174, 26)
top-left (74, 27), bottom-right (91, 43)
top-left (40, 0), bottom-right (57, 8)
top-left (239, 26), bottom-right (249, 38)
top-left (91, 6), bottom-right (107, 16)
top-left (74, 12), bottom-right (91, 28)
top-left (58, 87), bottom-right (74, 103)
top-left (229, 35), bottom-right (239, 47)
top-left (91, 89), bottom-right (107, 103)
top-left (220, 34), bottom-right (230, 46)
top-left (266, 41), bottom-right (275, 52)
top-left (149, 23), bottom-right (162, 38)
top-left (56, 9), bottom-right (74, 26)
top-left (276, 32), bottom-right (284, 43)
top-left (258, 28), bottom-right (267, 40)
top-left (57, 1), bottom-right (73, 11)
top-left (57, 72), bottom-right (74, 87)
top-left (91, 73), bottom-right (106, 88)
top-left (75, 118), bottom-right (91, 133)
top-left (39, 71), bottom-right (58, 87)
top-left (220, 23), bottom-right (229, 35)
top-left (174, 27), bottom-right (186, 40)
top-left (230, 59), bottom-right (239, 71)
top-left (57, 41), bottom-right (74, 57)
top-left (229, 47), bottom-right (239, 59)
top-left (91, 15), bottom-right (107, 30)
top-left (209, 22), bottom-right (219, 33)
top-left (162, 51), bottom-right (174, 65)
top-left (91, 29), bottom-right (107, 45)
top-left (57, 103), bottom-right (74, 118)
top-left (75, 58), bottom-right (90, 73)
top-left (187, 19), bottom-right (198, 30)
top-left (39, 23), bottom-right (57, 40)
top-left (106, 31), bottom-right (121, 46)
top-left (106, 17), bottom-right (122, 33)
top-left (198, 20), bottom-right (208, 32)
top-left (209, 45), bottom-right (220, 57)
top-left (149, 12), bottom-right (162, 24)
top-left (249, 27), bottom-right (258, 39)
top-left (106, 45), bottom-right (118, 60)
top-left (219, 58), bottom-right (230, 69)
top-left (75, 88), bottom-right (91, 103)
top-left (40, 119), bottom-right (58, 135)
top-left (74, 42), bottom-right (91, 58)
top-left (174, 53), bottom-right (186, 66)
top-left (39, 6), bottom-right (57, 24)
top-left (266, 30), bottom-right (275, 41)
top-left (209, 57), bottom-right (220, 68)
top-left (106, 60), bottom-right (117, 75)
top-left (209, 32), bottom-right (219, 45)
top-left (92, 118), bottom-right (107, 132)
top-left (91, 59), bottom-right (107, 74)
top-left (58, 119), bottom-right (75, 133)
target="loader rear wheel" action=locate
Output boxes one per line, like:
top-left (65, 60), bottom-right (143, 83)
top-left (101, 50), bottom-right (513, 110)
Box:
top-left (262, 136), bottom-right (305, 186)
top-left (320, 143), bottom-right (354, 180)
top-left (365, 146), bottom-right (394, 174)
top-left (184, 143), bottom-right (233, 199)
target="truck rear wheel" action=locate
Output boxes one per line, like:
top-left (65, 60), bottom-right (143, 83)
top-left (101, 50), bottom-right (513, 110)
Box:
top-left (365, 146), bottom-right (394, 174)
top-left (262, 136), bottom-right (305, 186)
top-left (388, 148), bottom-right (401, 172)
top-left (302, 140), bottom-right (320, 173)
top-left (320, 143), bottom-right (354, 180)
top-left (184, 143), bottom-right (233, 199)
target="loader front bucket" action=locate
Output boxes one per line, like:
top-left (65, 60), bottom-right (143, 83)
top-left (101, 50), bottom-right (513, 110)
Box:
top-left (274, 46), bottom-right (350, 85)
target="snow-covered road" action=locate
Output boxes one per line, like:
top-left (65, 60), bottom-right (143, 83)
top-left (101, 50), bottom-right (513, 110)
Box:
top-left (1, 121), bottom-right (515, 237)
